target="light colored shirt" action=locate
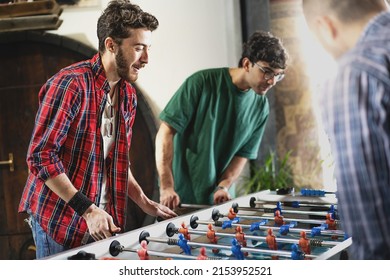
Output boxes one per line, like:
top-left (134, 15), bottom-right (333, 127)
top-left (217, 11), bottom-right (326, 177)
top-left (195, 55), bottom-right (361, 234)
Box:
top-left (321, 12), bottom-right (390, 259)
top-left (100, 89), bottom-right (118, 209)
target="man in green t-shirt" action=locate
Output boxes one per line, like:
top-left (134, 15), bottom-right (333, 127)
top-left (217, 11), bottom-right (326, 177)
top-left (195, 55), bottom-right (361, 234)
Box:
top-left (155, 31), bottom-right (289, 209)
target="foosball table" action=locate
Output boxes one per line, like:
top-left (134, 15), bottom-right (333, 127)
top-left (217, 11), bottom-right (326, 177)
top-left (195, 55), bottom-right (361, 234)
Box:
top-left (47, 190), bottom-right (352, 260)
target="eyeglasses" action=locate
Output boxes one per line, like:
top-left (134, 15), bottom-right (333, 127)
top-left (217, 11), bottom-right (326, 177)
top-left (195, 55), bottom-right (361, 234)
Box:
top-left (254, 62), bottom-right (285, 82)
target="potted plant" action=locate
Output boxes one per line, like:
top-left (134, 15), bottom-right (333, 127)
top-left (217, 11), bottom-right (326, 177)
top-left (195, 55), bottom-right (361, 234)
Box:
top-left (243, 149), bottom-right (296, 194)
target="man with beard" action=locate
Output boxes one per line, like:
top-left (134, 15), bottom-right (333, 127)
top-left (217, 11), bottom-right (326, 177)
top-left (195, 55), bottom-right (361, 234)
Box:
top-left (18, 0), bottom-right (176, 259)
top-left (155, 31), bottom-right (288, 209)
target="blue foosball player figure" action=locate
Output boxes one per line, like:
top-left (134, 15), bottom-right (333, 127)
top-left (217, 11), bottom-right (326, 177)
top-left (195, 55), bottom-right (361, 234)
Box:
top-left (291, 243), bottom-right (304, 260)
top-left (178, 233), bottom-right (191, 255)
top-left (231, 238), bottom-right (244, 260)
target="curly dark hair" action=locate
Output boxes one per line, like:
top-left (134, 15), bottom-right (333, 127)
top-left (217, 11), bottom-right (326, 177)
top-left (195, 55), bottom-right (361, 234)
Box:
top-left (97, 0), bottom-right (159, 53)
top-left (239, 31), bottom-right (288, 69)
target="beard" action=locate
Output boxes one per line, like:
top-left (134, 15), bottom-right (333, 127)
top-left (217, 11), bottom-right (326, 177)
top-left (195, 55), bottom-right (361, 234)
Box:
top-left (116, 48), bottom-right (136, 83)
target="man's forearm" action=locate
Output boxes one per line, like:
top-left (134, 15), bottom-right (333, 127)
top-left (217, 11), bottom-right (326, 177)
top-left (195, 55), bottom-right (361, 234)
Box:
top-left (217, 156), bottom-right (248, 188)
top-left (155, 122), bottom-right (176, 189)
top-left (45, 173), bottom-right (79, 203)
top-left (46, 173), bottom-right (94, 216)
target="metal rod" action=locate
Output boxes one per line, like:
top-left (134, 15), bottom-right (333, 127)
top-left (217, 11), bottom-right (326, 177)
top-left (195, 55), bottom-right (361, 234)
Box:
top-left (132, 248), bottom-right (220, 260)
top-left (214, 208), bottom-right (339, 226)
top-left (179, 203), bottom-right (211, 209)
top-left (166, 221), bottom-right (339, 247)
top-left (187, 228), bottom-right (339, 247)
top-left (194, 218), bottom-right (345, 238)
top-left (110, 240), bottom-right (221, 260)
top-left (145, 234), bottom-right (317, 259)
top-left (244, 214), bottom-right (329, 225)
top-left (253, 198), bottom-right (334, 207)
top-left (236, 205), bottom-right (333, 218)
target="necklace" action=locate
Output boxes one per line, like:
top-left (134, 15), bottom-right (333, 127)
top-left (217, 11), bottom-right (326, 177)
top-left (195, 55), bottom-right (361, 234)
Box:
top-left (104, 88), bottom-right (117, 138)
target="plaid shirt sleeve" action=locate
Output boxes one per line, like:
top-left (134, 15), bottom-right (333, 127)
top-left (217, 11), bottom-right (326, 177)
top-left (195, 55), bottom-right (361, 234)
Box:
top-left (27, 73), bottom-right (82, 182)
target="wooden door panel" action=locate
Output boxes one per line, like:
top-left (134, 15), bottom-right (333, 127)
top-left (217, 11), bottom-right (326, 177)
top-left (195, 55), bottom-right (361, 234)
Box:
top-left (0, 86), bottom-right (38, 235)
top-left (0, 234), bottom-right (35, 260)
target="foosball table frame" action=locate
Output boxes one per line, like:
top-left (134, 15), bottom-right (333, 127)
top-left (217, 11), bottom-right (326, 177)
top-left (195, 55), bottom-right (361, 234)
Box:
top-left (46, 190), bottom-right (352, 260)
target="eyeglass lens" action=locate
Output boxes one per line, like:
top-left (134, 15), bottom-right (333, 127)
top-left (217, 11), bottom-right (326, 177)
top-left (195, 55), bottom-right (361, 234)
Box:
top-left (264, 70), bottom-right (284, 81)
top-left (255, 62), bottom-right (284, 82)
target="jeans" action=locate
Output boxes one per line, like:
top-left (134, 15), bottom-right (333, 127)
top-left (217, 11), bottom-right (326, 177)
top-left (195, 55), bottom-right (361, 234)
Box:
top-left (27, 213), bottom-right (67, 259)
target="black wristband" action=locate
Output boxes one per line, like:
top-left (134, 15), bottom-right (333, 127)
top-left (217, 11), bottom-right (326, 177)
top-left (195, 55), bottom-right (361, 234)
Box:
top-left (68, 191), bottom-right (93, 216)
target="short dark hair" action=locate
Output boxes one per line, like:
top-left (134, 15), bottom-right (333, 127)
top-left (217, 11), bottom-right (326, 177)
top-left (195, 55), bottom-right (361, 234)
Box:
top-left (239, 31), bottom-right (288, 69)
top-left (97, 0), bottom-right (159, 53)
top-left (302, 0), bottom-right (386, 24)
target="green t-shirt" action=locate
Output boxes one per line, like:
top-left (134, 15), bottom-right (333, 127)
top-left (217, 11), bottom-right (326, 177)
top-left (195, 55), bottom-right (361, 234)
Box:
top-left (160, 68), bottom-right (269, 204)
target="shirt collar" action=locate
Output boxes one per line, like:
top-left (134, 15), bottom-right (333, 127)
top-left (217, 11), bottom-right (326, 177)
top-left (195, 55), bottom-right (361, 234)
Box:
top-left (358, 11), bottom-right (390, 44)
top-left (91, 53), bottom-right (110, 92)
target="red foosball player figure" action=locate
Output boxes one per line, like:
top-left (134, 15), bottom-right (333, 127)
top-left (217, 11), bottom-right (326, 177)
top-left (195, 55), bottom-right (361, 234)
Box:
top-left (325, 213), bottom-right (338, 240)
top-left (206, 224), bottom-right (219, 253)
top-left (265, 228), bottom-right (278, 260)
top-left (274, 210), bottom-right (284, 226)
top-left (298, 231), bottom-right (311, 259)
top-left (137, 240), bottom-right (149, 260)
top-left (179, 221), bottom-right (191, 241)
top-left (235, 225), bottom-right (248, 256)
top-left (325, 213), bottom-right (336, 230)
top-left (228, 207), bottom-right (237, 220)
top-left (197, 247), bottom-right (208, 260)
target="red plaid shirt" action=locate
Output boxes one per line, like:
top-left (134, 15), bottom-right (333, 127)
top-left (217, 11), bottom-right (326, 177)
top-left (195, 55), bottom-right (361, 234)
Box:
top-left (19, 53), bottom-right (137, 248)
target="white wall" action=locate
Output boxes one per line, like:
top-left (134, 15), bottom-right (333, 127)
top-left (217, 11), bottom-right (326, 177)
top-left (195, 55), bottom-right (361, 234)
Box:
top-left (52, 0), bottom-right (242, 116)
